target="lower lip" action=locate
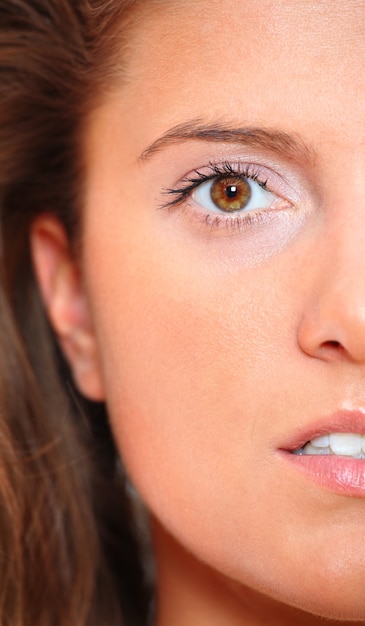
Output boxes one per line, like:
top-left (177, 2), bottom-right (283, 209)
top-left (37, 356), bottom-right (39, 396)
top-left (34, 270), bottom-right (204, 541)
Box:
top-left (280, 452), bottom-right (365, 497)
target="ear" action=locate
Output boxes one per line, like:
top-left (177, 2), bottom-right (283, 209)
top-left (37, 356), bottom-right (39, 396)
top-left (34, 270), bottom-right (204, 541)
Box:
top-left (30, 215), bottom-right (105, 401)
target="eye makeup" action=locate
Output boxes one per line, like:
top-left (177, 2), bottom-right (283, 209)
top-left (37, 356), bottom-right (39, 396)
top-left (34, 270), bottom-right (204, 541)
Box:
top-left (160, 160), bottom-right (293, 235)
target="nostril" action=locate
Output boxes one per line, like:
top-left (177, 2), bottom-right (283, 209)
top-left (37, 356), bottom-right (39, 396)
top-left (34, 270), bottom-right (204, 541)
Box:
top-left (325, 340), bottom-right (341, 349)
top-left (318, 339), bottom-right (344, 360)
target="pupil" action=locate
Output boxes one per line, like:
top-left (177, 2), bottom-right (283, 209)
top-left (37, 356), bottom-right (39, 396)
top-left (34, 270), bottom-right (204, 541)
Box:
top-left (225, 185), bottom-right (238, 199)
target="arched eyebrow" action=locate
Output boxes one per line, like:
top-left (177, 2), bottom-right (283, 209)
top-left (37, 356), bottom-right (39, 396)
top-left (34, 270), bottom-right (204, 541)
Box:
top-left (139, 119), bottom-right (316, 165)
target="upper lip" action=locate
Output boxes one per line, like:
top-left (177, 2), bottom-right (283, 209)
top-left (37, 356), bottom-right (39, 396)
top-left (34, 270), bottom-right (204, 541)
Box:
top-left (281, 409), bottom-right (365, 452)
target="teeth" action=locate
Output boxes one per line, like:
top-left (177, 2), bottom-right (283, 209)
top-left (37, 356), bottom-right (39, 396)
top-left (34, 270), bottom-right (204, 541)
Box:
top-left (329, 433), bottom-right (362, 456)
top-left (310, 435), bottom-right (330, 448)
top-left (301, 442), bottom-right (331, 455)
top-left (295, 433), bottom-right (365, 457)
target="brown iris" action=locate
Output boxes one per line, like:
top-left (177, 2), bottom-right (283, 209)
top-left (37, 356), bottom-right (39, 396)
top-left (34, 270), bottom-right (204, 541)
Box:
top-left (210, 176), bottom-right (251, 212)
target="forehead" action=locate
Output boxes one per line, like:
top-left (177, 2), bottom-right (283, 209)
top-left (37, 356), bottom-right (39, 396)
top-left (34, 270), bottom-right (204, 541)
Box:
top-left (126, 0), bottom-right (365, 81)
top-left (114, 1), bottom-right (365, 124)
top-left (88, 0), bottom-right (365, 176)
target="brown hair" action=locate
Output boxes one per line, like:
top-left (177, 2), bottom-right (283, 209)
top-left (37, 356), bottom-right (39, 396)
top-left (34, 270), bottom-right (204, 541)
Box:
top-left (0, 1), bottom-right (151, 624)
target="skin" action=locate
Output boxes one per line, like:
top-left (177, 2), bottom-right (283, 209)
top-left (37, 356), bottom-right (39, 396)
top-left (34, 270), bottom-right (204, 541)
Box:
top-left (31, 1), bottom-right (365, 624)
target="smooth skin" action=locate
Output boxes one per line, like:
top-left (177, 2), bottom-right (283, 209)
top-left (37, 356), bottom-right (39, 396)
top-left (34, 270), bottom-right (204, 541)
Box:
top-left (31, 1), bottom-right (365, 624)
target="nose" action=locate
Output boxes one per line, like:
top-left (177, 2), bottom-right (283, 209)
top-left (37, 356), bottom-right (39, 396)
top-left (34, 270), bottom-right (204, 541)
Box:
top-left (297, 214), bottom-right (365, 364)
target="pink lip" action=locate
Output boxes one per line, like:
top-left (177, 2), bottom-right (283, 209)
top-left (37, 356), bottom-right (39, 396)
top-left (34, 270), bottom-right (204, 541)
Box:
top-left (281, 454), bottom-right (365, 497)
top-left (281, 410), bottom-right (365, 452)
top-left (279, 410), bottom-right (365, 498)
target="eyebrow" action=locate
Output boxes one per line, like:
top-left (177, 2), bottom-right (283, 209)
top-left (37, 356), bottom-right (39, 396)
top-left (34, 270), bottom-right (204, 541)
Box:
top-left (139, 118), bottom-right (316, 165)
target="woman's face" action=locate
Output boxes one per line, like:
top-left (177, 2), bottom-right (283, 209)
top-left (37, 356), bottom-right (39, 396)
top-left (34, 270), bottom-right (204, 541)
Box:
top-left (36, 0), bottom-right (365, 621)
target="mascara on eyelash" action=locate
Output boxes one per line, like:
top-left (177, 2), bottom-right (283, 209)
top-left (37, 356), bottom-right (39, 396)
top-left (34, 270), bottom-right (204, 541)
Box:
top-left (159, 161), bottom-right (269, 211)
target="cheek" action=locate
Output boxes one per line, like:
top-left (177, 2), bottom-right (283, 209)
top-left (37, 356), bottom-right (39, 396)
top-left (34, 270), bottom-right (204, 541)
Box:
top-left (82, 210), bottom-right (298, 562)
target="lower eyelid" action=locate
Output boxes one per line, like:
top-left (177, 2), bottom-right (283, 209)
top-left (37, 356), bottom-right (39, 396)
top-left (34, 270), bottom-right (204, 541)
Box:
top-left (182, 202), bottom-right (289, 237)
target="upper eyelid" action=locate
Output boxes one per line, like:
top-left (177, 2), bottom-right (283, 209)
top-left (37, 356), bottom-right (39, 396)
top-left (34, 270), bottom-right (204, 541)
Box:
top-left (175, 159), bottom-right (293, 191)
top-left (186, 162), bottom-right (265, 183)
top-left (168, 161), bottom-right (272, 191)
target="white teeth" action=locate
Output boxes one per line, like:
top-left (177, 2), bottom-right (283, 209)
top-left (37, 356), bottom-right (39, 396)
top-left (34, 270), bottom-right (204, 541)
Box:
top-left (296, 433), bottom-right (365, 457)
top-left (310, 435), bottom-right (330, 448)
top-left (301, 442), bottom-right (331, 455)
top-left (329, 433), bottom-right (363, 456)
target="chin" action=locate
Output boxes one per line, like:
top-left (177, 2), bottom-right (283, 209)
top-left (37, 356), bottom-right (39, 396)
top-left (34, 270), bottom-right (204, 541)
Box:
top-left (276, 574), bottom-right (365, 622)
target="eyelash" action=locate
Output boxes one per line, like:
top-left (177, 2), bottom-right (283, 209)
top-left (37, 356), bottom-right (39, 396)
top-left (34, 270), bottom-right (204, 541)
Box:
top-left (160, 161), bottom-right (276, 232)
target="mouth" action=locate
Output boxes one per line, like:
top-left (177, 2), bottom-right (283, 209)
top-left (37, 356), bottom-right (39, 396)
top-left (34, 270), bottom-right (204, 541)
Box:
top-left (282, 409), bottom-right (365, 455)
top-left (292, 433), bottom-right (365, 459)
top-left (280, 410), bottom-right (365, 496)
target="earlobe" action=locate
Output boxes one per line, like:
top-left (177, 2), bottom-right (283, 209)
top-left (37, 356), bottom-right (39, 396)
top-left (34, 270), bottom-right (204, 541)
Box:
top-left (30, 215), bottom-right (105, 401)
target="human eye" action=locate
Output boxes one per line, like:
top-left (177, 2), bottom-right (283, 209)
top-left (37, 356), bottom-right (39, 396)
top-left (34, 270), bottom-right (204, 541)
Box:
top-left (161, 161), bottom-right (292, 231)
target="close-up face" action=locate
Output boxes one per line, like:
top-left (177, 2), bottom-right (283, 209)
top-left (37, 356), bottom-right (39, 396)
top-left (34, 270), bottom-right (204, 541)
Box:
top-left (34, 0), bottom-right (365, 622)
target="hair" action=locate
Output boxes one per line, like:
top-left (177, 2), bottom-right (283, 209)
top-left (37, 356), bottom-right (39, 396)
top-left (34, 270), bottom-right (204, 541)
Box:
top-left (0, 1), bottom-right (152, 625)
